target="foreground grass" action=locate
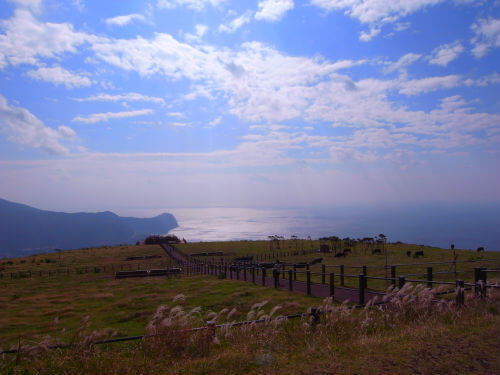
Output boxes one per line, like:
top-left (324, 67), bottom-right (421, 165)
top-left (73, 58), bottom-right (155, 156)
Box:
top-left (2, 287), bottom-right (499, 375)
top-left (0, 273), bottom-right (319, 348)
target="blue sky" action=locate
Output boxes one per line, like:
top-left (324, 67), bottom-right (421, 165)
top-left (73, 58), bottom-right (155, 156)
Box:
top-left (0, 0), bottom-right (499, 213)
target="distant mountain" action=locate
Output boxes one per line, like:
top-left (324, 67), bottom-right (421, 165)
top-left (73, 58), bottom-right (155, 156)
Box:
top-left (0, 198), bottom-right (178, 257)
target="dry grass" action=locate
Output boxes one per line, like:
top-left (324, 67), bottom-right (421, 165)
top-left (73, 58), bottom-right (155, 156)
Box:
top-left (1, 286), bottom-right (499, 375)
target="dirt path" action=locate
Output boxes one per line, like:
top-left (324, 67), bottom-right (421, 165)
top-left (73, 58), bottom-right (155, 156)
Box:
top-left (160, 243), bottom-right (383, 304)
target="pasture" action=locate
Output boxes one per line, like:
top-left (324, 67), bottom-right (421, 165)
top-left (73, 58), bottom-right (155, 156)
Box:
top-left (1, 240), bottom-right (499, 374)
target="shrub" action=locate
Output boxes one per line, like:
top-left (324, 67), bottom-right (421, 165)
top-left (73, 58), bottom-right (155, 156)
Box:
top-left (144, 235), bottom-right (181, 245)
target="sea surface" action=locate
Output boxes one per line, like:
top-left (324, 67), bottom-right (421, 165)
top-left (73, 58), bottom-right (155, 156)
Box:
top-left (118, 203), bottom-right (500, 251)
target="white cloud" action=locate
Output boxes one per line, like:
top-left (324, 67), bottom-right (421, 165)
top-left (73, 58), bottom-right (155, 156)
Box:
top-left (310, 0), bottom-right (445, 24)
top-left (0, 9), bottom-right (93, 68)
top-left (428, 41), bottom-right (464, 66)
top-left (359, 26), bottom-right (380, 42)
top-left (310, 0), bottom-right (450, 40)
top-left (463, 73), bottom-right (500, 87)
top-left (105, 14), bottom-right (146, 27)
top-left (76, 93), bottom-right (165, 104)
top-left (471, 18), bottom-right (500, 58)
top-left (168, 112), bottom-right (184, 117)
top-left (0, 94), bottom-right (73, 154)
top-left (207, 116), bottom-right (222, 127)
top-left (398, 75), bottom-right (462, 95)
top-left (27, 65), bottom-right (92, 88)
top-left (255, 0), bottom-right (294, 22)
top-left (384, 53), bottom-right (421, 73)
top-left (73, 109), bottom-right (154, 124)
top-left (219, 11), bottom-right (253, 33)
top-left (185, 24), bottom-right (208, 42)
top-left (157, 0), bottom-right (225, 11)
top-left (57, 125), bottom-right (76, 139)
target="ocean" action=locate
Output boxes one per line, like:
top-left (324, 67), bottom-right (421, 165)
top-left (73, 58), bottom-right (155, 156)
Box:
top-left (118, 203), bottom-right (500, 251)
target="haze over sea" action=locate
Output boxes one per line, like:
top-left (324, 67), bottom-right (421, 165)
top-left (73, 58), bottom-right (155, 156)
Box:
top-left (118, 203), bottom-right (500, 251)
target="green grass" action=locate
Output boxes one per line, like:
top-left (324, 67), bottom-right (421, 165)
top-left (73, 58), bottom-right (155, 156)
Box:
top-left (0, 270), bottom-right (320, 348)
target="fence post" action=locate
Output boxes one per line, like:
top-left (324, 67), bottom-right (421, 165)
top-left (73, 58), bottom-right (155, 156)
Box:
top-left (474, 267), bottom-right (480, 283)
top-left (273, 269), bottom-right (278, 289)
top-left (390, 265), bottom-right (396, 287)
top-left (306, 263), bottom-right (310, 271)
top-left (474, 267), bottom-right (480, 296)
top-left (340, 265), bottom-right (345, 286)
top-left (243, 267), bottom-right (247, 281)
top-left (262, 268), bottom-right (266, 286)
top-left (427, 267), bottom-right (433, 288)
top-left (306, 270), bottom-right (311, 296)
top-left (321, 264), bottom-right (326, 284)
top-left (229, 267), bottom-right (233, 279)
top-left (455, 279), bottom-right (465, 306)
top-left (288, 269), bottom-right (293, 291)
top-left (480, 267), bottom-right (487, 283)
top-left (252, 267), bottom-right (256, 284)
top-left (329, 272), bottom-right (334, 298)
top-left (398, 276), bottom-right (406, 290)
top-left (358, 274), bottom-right (365, 306)
top-left (293, 265), bottom-right (297, 281)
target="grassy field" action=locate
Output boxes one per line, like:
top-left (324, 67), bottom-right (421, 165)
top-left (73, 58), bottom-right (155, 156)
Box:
top-left (1, 241), bottom-right (500, 374)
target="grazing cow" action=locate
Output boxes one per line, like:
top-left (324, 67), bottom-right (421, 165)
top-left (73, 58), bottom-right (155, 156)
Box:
top-left (310, 257), bottom-right (323, 265)
top-left (406, 251), bottom-right (412, 257)
top-left (335, 252), bottom-right (346, 258)
top-left (372, 248), bottom-right (381, 255)
top-left (343, 248), bottom-right (352, 254)
top-left (319, 244), bottom-right (330, 253)
top-left (477, 247), bottom-right (484, 252)
top-left (413, 250), bottom-right (424, 258)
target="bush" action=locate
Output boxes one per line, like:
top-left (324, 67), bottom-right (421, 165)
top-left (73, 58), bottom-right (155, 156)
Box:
top-left (144, 235), bottom-right (181, 245)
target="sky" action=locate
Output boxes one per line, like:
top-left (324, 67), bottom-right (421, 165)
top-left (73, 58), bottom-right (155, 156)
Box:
top-left (0, 0), bottom-right (499, 214)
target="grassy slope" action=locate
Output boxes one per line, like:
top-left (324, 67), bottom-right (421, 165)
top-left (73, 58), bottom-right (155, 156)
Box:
top-left (1, 242), bottom-right (500, 374)
top-left (0, 244), bottom-right (320, 348)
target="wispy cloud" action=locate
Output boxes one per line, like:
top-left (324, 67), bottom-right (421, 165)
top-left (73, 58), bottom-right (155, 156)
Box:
top-left (73, 109), bottom-right (154, 124)
top-left (0, 94), bottom-right (74, 154)
top-left (75, 93), bottom-right (165, 104)
top-left (428, 41), bottom-right (464, 66)
top-left (470, 17), bottom-right (500, 58)
top-left (27, 65), bottom-right (92, 88)
top-left (157, 0), bottom-right (226, 11)
top-left (219, 11), bottom-right (253, 33)
top-left (310, 0), bottom-right (451, 41)
top-left (105, 13), bottom-right (146, 27)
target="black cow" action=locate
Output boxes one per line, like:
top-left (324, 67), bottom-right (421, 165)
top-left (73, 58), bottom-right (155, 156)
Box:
top-left (413, 250), bottom-right (424, 258)
top-left (477, 247), bottom-right (484, 252)
top-left (372, 248), bottom-right (381, 255)
top-left (343, 248), bottom-right (352, 254)
top-left (335, 252), bottom-right (346, 258)
top-left (406, 251), bottom-right (411, 257)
